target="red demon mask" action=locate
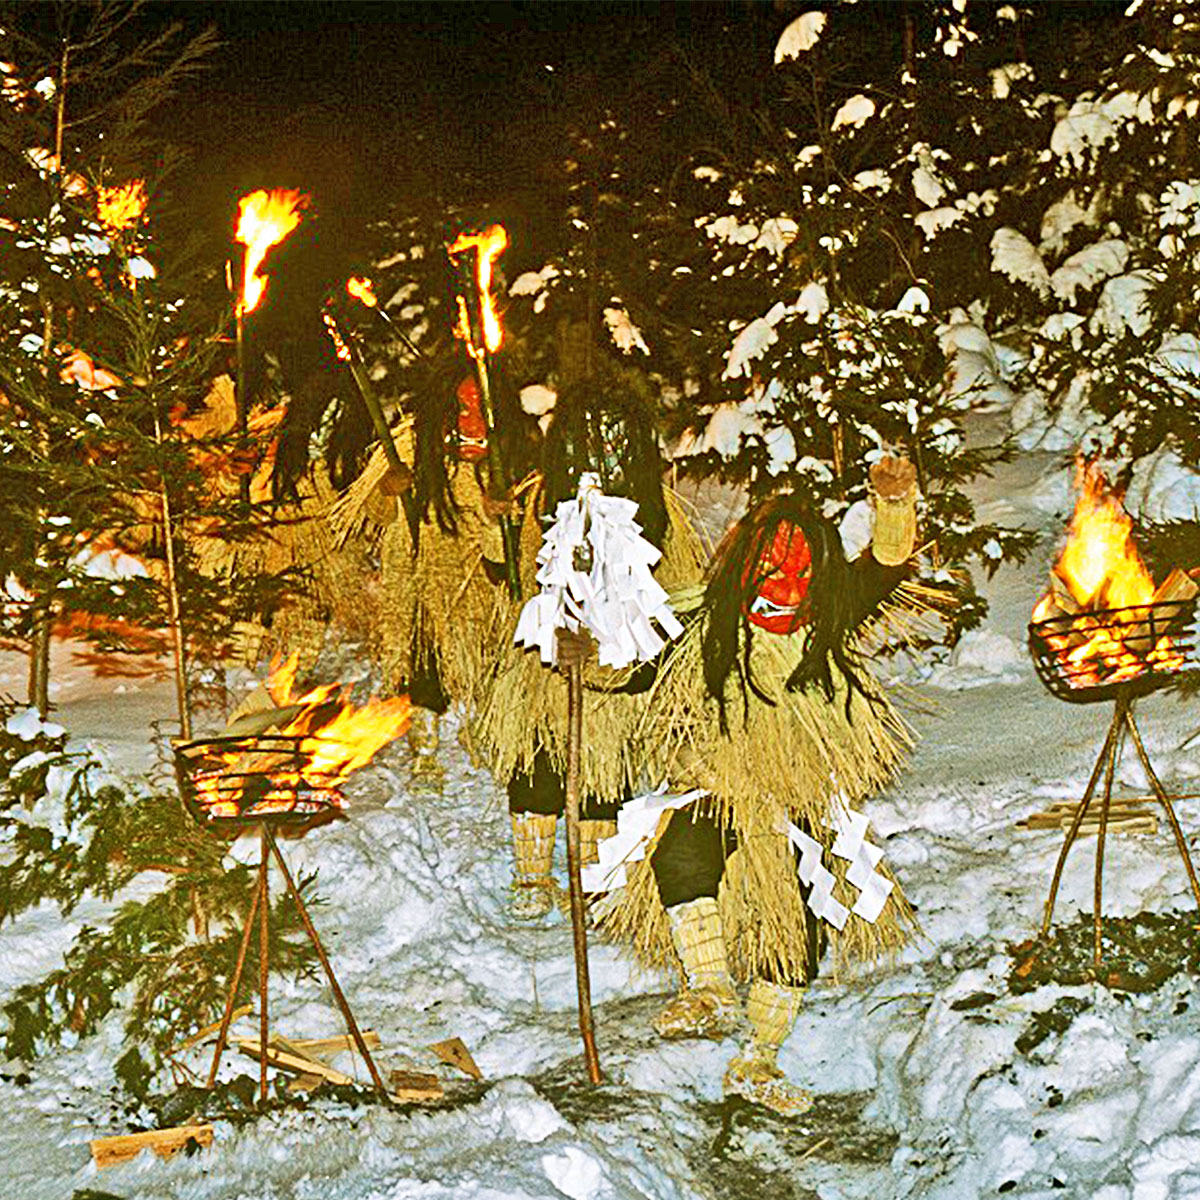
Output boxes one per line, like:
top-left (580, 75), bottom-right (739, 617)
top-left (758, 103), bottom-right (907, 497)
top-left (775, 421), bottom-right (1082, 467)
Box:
top-left (743, 521), bottom-right (812, 634)
top-left (455, 376), bottom-right (488, 461)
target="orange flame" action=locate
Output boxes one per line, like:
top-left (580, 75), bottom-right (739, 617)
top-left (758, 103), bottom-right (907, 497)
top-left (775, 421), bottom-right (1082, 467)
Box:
top-left (97, 180), bottom-right (147, 233)
top-left (235, 189), bottom-right (309, 314)
top-left (1033, 461), bottom-right (1183, 686)
top-left (59, 347), bottom-right (122, 391)
top-left (195, 653), bottom-right (412, 821)
top-left (447, 224), bottom-right (508, 354)
top-left (347, 276), bottom-right (377, 307)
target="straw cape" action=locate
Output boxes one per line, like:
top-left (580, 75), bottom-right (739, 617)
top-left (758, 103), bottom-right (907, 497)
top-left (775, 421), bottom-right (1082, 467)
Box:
top-left (595, 579), bottom-right (933, 985)
top-left (330, 431), bottom-right (524, 707)
top-left (469, 487), bottom-right (709, 797)
top-left (187, 378), bottom-right (373, 671)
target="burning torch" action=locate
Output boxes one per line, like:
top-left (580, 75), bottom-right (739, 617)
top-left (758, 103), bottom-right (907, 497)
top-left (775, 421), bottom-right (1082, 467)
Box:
top-left (325, 277), bottom-right (410, 487)
top-left (233, 189), bottom-right (308, 502)
top-left (446, 224), bottom-right (522, 599)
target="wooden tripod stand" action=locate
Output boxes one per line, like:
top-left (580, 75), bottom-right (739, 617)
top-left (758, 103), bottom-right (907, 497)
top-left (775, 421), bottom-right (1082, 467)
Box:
top-left (1040, 694), bottom-right (1200, 967)
top-left (204, 823), bottom-right (388, 1104)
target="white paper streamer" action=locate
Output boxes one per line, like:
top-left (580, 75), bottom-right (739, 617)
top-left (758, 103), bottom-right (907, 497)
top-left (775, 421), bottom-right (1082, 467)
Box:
top-left (784, 822), bottom-right (850, 930)
top-left (513, 473), bottom-right (685, 669)
top-left (828, 800), bottom-right (895, 923)
top-left (783, 801), bottom-right (894, 928)
top-left (582, 786), bottom-right (708, 893)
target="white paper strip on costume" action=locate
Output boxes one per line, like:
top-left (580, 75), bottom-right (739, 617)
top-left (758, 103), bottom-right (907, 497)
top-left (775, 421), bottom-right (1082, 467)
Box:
top-left (825, 800), bottom-right (895, 923)
top-left (783, 821), bottom-right (849, 930)
top-left (513, 473), bottom-right (685, 670)
top-left (581, 787), bottom-right (708, 894)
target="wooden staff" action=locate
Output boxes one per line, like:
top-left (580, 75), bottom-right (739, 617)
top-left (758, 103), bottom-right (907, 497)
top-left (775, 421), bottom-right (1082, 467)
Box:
top-left (557, 628), bottom-right (601, 1084)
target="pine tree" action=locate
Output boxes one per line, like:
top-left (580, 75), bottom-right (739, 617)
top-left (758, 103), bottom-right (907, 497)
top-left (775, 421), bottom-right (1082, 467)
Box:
top-left (0, 2), bottom-right (217, 714)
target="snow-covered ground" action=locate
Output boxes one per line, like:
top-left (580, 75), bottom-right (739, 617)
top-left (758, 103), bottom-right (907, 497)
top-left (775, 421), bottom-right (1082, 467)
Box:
top-left (4, 424), bottom-right (1200, 1200)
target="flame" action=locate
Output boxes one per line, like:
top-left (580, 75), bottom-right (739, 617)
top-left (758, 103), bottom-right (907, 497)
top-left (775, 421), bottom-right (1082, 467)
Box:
top-left (97, 180), bottom-right (147, 233)
top-left (1033, 461), bottom-right (1184, 687)
top-left (347, 276), bottom-right (377, 307)
top-left (60, 347), bottom-right (122, 391)
top-left (447, 223), bottom-right (508, 354)
top-left (235, 189), bottom-right (308, 314)
top-left (193, 653), bottom-right (412, 821)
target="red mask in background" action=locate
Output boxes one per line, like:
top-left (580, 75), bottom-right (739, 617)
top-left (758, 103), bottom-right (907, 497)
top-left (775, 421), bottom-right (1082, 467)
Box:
top-left (743, 521), bottom-right (812, 634)
top-left (455, 377), bottom-right (488, 461)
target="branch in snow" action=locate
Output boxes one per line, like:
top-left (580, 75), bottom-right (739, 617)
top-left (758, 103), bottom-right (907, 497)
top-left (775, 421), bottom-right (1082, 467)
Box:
top-left (990, 227), bottom-right (1051, 296)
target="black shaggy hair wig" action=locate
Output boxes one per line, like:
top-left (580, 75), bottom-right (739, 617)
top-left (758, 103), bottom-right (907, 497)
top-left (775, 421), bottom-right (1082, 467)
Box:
top-left (411, 348), bottom-right (539, 537)
top-left (700, 492), bottom-right (906, 731)
top-left (540, 376), bottom-right (668, 551)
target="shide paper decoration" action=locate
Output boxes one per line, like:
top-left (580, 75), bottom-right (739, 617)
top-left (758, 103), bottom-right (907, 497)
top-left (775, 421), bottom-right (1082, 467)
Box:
top-left (581, 787), bottom-right (709, 894)
top-left (514, 473), bottom-right (684, 669)
top-left (783, 802), bottom-right (894, 929)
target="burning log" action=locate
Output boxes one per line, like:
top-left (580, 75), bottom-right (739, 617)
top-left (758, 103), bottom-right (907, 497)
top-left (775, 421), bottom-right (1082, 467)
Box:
top-left (1030, 461), bottom-right (1197, 700)
top-left (175, 654), bottom-right (411, 826)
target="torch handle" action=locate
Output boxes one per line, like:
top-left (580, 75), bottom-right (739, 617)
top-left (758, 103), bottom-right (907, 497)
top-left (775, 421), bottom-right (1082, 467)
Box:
top-left (564, 659), bottom-right (602, 1085)
top-left (473, 356), bottom-right (522, 600)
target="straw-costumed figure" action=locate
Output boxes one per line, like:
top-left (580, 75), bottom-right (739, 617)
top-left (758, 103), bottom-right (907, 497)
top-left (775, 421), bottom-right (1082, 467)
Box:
top-left (592, 456), bottom-right (929, 1116)
top-left (186, 376), bottom-right (374, 672)
top-left (471, 483), bottom-right (708, 798)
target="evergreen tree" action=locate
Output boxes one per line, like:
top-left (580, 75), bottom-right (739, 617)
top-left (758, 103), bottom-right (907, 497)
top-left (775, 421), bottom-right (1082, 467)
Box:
top-left (0, 1), bottom-right (217, 714)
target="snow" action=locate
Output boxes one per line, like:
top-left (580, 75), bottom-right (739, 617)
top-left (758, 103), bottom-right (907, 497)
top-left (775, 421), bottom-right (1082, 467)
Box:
top-left (991, 227), bottom-right (1052, 296)
top-left (5, 422), bottom-right (1200, 1199)
top-left (774, 12), bottom-right (827, 63)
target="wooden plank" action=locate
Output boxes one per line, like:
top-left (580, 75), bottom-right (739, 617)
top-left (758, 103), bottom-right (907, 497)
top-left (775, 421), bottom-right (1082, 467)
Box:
top-left (270, 1034), bottom-right (329, 1068)
top-left (238, 1039), bottom-right (442, 1103)
top-left (91, 1124), bottom-right (213, 1170)
top-left (389, 1069), bottom-right (444, 1102)
top-left (287, 1031), bottom-right (382, 1059)
top-left (170, 1005), bottom-right (253, 1056)
top-left (236, 1039), bottom-right (355, 1085)
top-left (428, 1037), bottom-right (483, 1081)
top-left (1018, 812), bottom-right (1157, 834)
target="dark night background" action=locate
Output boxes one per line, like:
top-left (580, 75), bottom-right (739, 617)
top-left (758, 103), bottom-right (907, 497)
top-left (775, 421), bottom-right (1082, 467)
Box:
top-left (135, 1), bottom-right (774, 272)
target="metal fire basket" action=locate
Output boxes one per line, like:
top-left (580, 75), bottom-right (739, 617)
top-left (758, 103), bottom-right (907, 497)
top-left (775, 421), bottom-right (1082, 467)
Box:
top-left (1028, 597), bottom-right (1196, 704)
top-left (173, 736), bottom-right (387, 1105)
top-left (1027, 597), bottom-right (1200, 969)
top-left (174, 733), bottom-right (346, 830)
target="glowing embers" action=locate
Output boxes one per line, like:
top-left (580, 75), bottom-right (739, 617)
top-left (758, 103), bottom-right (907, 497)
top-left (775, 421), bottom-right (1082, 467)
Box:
top-left (234, 189), bottom-right (309, 315)
top-left (175, 654), bottom-right (411, 826)
top-left (1029, 461), bottom-right (1197, 702)
top-left (346, 276), bottom-right (377, 307)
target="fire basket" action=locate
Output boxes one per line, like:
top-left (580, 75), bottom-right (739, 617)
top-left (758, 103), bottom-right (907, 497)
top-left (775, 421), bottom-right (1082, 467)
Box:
top-left (1028, 599), bottom-right (1200, 970)
top-left (175, 733), bottom-right (348, 829)
top-left (1028, 598), bottom-right (1196, 704)
top-left (1025, 460), bottom-right (1200, 971)
top-left (172, 666), bottom-right (411, 1106)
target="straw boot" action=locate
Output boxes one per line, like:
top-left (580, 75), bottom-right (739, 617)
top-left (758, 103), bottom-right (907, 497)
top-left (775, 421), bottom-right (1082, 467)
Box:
top-left (723, 979), bottom-right (812, 1115)
top-left (407, 707), bottom-right (444, 787)
top-left (653, 897), bottom-right (741, 1040)
top-left (579, 818), bottom-right (617, 867)
top-left (510, 813), bottom-right (558, 920)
